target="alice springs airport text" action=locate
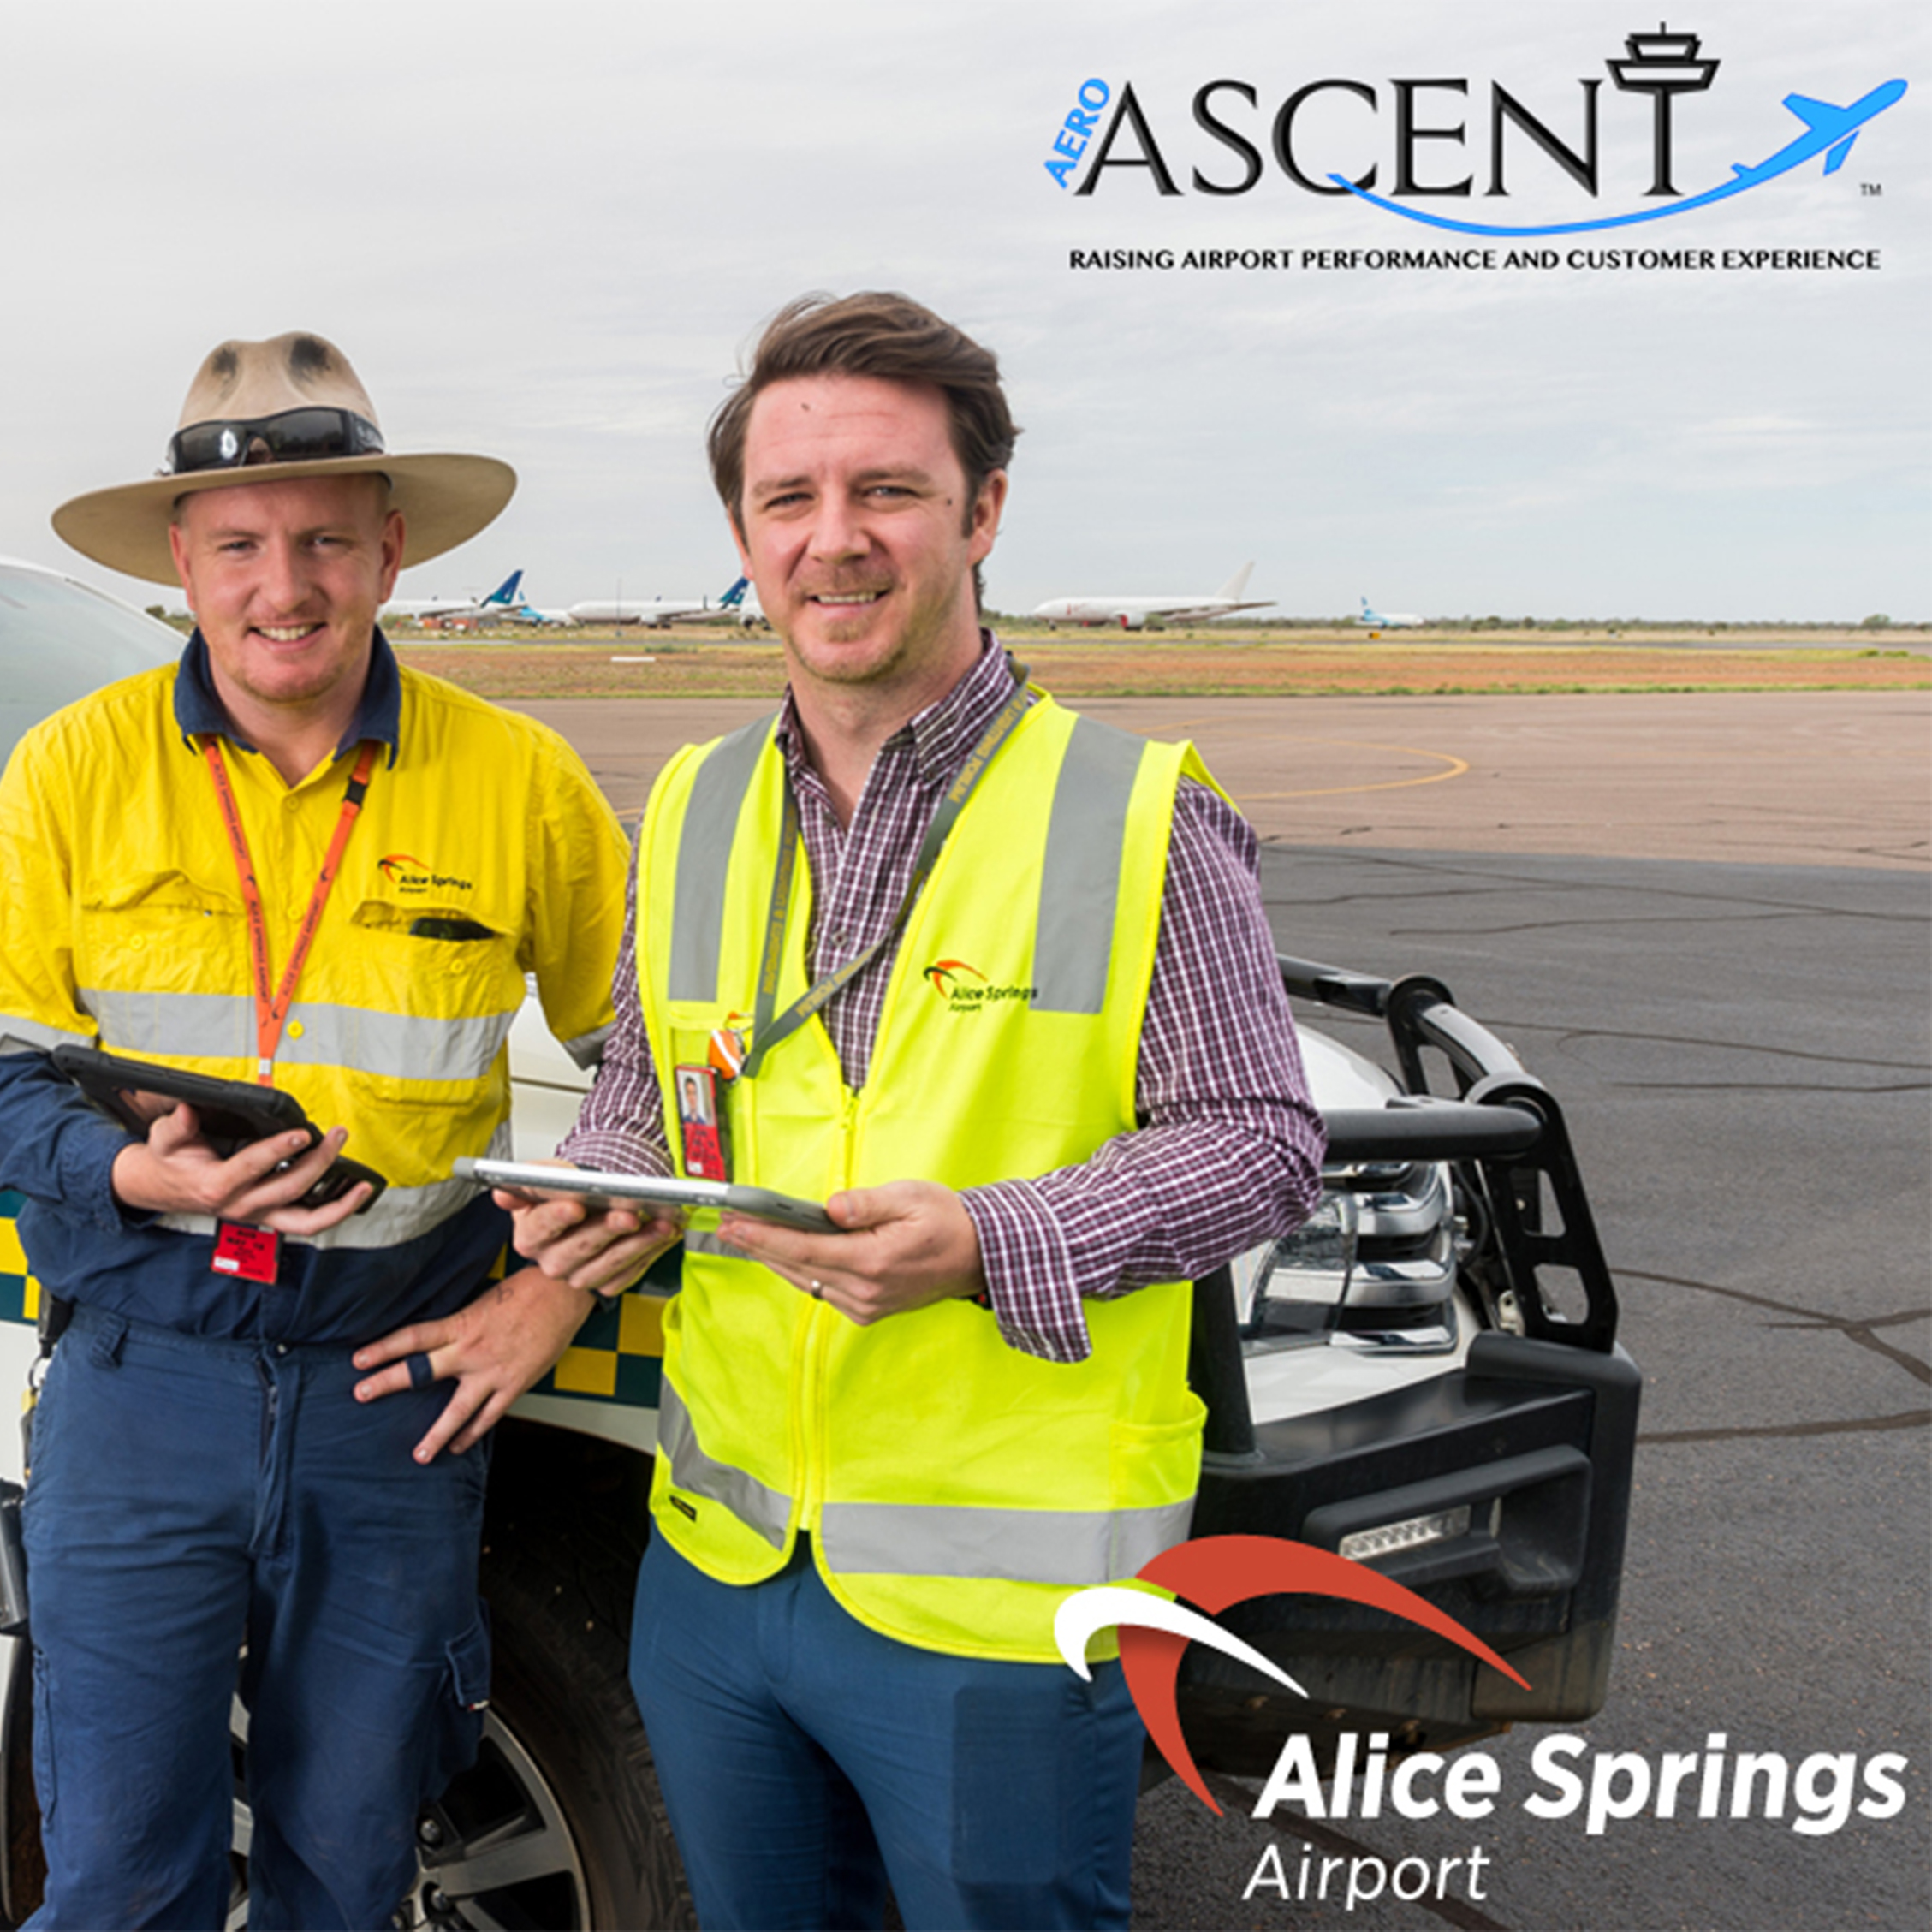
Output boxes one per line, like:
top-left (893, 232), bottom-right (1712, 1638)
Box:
top-left (1068, 247), bottom-right (1882, 272)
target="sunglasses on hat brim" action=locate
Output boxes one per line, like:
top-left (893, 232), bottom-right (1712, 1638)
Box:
top-left (163, 407), bottom-right (386, 478)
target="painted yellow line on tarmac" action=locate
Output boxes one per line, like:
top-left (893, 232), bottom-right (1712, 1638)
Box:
top-left (1244, 744), bottom-right (1471, 800)
top-left (1150, 723), bottom-right (1471, 799)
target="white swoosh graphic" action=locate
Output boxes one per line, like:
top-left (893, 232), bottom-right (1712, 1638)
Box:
top-left (1054, 1586), bottom-right (1309, 1698)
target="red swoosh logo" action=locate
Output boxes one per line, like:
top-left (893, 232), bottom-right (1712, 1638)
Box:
top-left (1057, 1535), bottom-right (1531, 1815)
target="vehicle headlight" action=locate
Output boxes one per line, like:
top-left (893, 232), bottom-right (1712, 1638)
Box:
top-left (1233, 1191), bottom-right (1358, 1344)
top-left (1232, 1162), bottom-right (1462, 1355)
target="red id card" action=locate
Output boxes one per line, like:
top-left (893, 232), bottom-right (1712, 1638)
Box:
top-left (212, 1221), bottom-right (281, 1284)
top-left (674, 1063), bottom-right (731, 1181)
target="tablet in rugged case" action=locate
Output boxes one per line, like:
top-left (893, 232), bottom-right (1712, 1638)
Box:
top-left (50, 1044), bottom-right (388, 1213)
top-left (453, 1156), bottom-right (837, 1234)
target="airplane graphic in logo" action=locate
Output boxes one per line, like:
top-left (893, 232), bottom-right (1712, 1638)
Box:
top-left (1335, 79), bottom-right (1907, 239)
top-left (377, 853), bottom-right (431, 881)
top-left (1056, 1535), bottom-right (1531, 1814)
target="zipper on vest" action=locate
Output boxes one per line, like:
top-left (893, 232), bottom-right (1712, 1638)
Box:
top-left (798, 1083), bottom-right (862, 1531)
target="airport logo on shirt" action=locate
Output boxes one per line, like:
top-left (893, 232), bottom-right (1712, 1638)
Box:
top-left (377, 853), bottom-right (475, 895)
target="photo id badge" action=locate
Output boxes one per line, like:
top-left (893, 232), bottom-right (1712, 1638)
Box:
top-left (675, 1063), bottom-right (731, 1181)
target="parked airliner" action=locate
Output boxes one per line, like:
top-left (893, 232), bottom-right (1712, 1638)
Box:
top-left (383, 570), bottom-right (526, 626)
top-left (566, 577), bottom-right (751, 628)
top-left (1032, 562), bottom-right (1271, 630)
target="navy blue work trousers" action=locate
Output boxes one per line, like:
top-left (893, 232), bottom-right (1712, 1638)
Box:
top-left (629, 1535), bottom-right (1144, 1931)
top-left (21, 1306), bottom-right (490, 1930)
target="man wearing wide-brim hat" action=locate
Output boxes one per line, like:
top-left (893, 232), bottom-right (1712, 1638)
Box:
top-left (0, 333), bottom-right (643, 1927)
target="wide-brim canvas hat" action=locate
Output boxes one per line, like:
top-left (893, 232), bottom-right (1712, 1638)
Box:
top-left (52, 332), bottom-right (515, 584)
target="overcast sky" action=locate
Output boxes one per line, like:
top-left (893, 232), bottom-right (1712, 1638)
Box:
top-left (3, 0), bottom-right (1925, 622)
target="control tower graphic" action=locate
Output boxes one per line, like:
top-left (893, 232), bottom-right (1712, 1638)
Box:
top-left (1608, 23), bottom-right (1722, 195)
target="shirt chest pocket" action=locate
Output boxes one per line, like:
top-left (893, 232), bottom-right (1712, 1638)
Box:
top-left (330, 898), bottom-right (526, 1091)
top-left (76, 871), bottom-right (243, 1002)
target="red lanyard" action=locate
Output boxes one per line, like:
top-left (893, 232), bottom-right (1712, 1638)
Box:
top-left (201, 737), bottom-right (377, 1085)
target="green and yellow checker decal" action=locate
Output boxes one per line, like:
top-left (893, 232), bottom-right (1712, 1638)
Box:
top-left (532, 1287), bottom-right (668, 1408)
top-left (521, 1242), bottom-right (676, 1410)
top-left (2, 1191), bottom-right (41, 1330)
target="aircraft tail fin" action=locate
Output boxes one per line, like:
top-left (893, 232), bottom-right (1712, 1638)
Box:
top-left (1214, 562), bottom-right (1255, 602)
top-left (718, 576), bottom-right (748, 607)
top-left (1781, 92), bottom-right (1840, 131)
top-left (484, 569), bottom-right (523, 606)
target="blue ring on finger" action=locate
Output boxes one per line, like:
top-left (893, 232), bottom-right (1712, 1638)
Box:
top-left (407, 1351), bottom-right (436, 1391)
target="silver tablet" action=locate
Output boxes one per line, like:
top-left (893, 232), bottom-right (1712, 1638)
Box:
top-left (453, 1157), bottom-right (836, 1234)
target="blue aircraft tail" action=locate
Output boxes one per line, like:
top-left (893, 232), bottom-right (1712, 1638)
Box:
top-left (718, 576), bottom-right (748, 608)
top-left (483, 569), bottom-right (524, 606)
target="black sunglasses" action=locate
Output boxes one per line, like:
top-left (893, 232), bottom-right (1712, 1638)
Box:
top-left (164, 407), bottom-right (385, 477)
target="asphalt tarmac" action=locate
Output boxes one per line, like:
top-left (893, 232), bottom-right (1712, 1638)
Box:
top-left (515, 690), bottom-right (1930, 1932)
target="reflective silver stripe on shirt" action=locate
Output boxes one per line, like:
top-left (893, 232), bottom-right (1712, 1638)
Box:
top-left (77, 990), bottom-right (517, 1085)
top-left (155, 1123), bottom-right (514, 1251)
top-left (1031, 718), bottom-right (1147, 1015)
top-left (562, 1020), bottom-right (613, 1069)
top-left (818, 1495), bottom-right (1196, 1584)
top-left (657, 1379), bottom-right (793, 1548)
top-left (0, 1014), bottom-right (92, 1053)
top-left (669, 716), bottom-right (775, 1002)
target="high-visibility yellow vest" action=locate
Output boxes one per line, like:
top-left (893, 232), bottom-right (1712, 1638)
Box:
top-left (0, 660), bottom-right (628, 1251)
top-left (638, 691), bottom-right (1216, 1662)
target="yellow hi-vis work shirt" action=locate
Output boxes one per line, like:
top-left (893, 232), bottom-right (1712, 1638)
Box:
top-left (0, 645), bottom-right (629, 1277)
top-left (637, 693), bottom-right (1215, 1662)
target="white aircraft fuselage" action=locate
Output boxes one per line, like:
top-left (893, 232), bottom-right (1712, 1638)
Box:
top-left (1032, 562), bottom-right (1269, 630)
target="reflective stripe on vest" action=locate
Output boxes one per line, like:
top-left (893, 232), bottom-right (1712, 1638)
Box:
top-left (657, 1379), bottom-right (791, 1548)
top-left (669, 716), bottom-right (773, 1002)
top-left (818, 1496), bottom-right (1197, 1585)
top-left (1032, 716), bottom-right (1146, 1014)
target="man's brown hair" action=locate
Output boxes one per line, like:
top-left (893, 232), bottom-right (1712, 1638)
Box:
top-left (709, 293), bottom-right (1020, 605)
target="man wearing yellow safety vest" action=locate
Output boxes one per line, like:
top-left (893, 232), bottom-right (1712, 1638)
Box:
top-left (0, 334), bottom-right (631, 1927)
top-left (500, 293), bottom-right (1328, 1930)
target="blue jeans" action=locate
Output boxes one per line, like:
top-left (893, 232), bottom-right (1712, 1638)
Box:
top-left (629, 1535), bottom-right (1144, 1931)
top-left (22, 1306), bottom-right (490, 1930)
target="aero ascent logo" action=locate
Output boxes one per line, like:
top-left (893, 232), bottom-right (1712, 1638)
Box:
top-left (923, 958), bottom-right (1037, 1011)
top-left (1046, 23), bottom-right (1906, 239)
top-left (1056, 1533), bottom-right (1529, 1815)
top-left (377, 853), bottom-right (475, 895)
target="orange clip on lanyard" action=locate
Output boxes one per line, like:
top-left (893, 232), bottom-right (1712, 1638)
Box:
top-left (201, 737), bottom-right (377, 1085)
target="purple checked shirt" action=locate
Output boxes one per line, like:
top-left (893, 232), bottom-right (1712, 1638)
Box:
top-left (560, 637), bottom-right (1326, 1363)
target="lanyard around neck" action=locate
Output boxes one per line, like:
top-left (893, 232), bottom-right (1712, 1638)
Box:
top-left (736, 661), bottom-right (1031, 1082)
top-left (201, 736), bottom-right (377, 1085)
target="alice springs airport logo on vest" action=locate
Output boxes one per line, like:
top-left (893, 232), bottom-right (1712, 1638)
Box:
top-left (922, 960), bottom-right (1037, 1011)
